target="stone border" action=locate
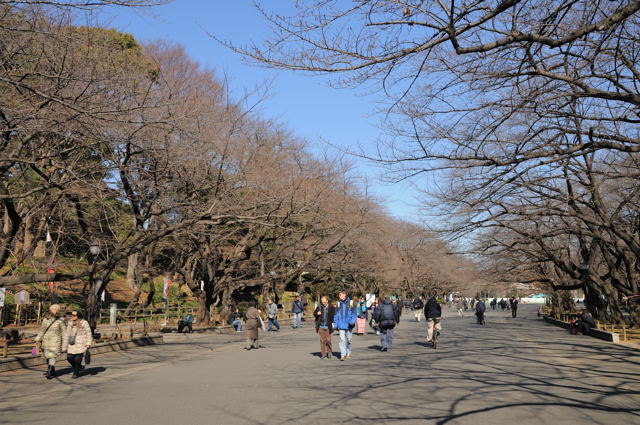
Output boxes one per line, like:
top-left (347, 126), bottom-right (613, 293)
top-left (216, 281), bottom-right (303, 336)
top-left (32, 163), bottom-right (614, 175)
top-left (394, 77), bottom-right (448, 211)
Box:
top-left (542, 315), bottom-right (620, 343)
top-left (0, 334), bottom-right (163, 373)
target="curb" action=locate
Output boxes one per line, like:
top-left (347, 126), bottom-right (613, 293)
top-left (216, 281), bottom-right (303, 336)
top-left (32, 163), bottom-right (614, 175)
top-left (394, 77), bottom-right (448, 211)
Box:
top-left (542, 315), bottom-right (620, 343)
top-left (0, 334), bottom-right (163, 373)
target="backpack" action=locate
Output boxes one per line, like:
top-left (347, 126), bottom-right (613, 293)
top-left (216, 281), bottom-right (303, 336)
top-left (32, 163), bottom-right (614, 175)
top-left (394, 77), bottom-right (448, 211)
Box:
top-left (412, 299), bottom-right (424, 310)
top-left (379, 303), bottom-right (397, 327)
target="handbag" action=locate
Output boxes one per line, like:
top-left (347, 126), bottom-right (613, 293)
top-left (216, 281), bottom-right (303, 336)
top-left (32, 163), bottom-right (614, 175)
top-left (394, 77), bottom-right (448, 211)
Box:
top-left (68, 335), bottom-right (76, 345)
top-left (84, 349), bottom-right (91, 365)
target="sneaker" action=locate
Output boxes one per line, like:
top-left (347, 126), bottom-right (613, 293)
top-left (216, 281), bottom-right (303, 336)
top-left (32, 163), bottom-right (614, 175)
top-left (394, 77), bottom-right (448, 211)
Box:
top-left (380, 347), bottom-right (387, 352)
top-left (340, 357), bottom-right (345, 361)
top-left (346, 353), bottom-right (352, 359)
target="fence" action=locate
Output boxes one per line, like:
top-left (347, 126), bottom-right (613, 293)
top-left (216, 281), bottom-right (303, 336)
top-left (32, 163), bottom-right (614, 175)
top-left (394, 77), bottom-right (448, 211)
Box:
top-left (549, 310), bottom-right (640, 343)
top-left (0, 303), bottom-right (46, 327)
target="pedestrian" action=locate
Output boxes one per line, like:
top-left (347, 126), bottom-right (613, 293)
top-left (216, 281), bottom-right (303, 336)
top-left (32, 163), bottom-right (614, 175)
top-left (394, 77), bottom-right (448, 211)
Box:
top-left (404, 298), bottom-right (412, 314)
top-left (243, 301), bottom-right (262, 350)
top-left (455, 297), bottom-right (464, 316)
top-left (369, 299), bottom-right (380, 335)
top-left (373, 297), bottom-right (400, 351)
top-left (34, 304), bottom-right (67, 380)
top-left (500, 298), bottom-right (507, 310)
top-left (314, 296), bottom-right (336, 359)
top-left (510, 296), bottom-right (519, 318)
top-left (62, 310), bottom-right (92, 379)
top-left (266, 298), bottom-right (280, 331)
top-left (333, 291), bottom-right (356, 361)
top-left (412, 296), bottom-right (424, 321)
top-left (355, 296), bottom-right (367, 335)
top-left (490, 298), bottom-right (497, 310)
top-left (424, 295), bottom-right (442, 345)
top-left (475, 297), bottom-right (486, 325)
top-left (291, 295), bottom-right (305, 328)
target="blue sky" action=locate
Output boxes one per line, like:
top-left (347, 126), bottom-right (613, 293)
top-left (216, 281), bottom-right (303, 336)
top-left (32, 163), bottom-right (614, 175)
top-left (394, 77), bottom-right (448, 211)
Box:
top-left (94, 1), bottom-right (421, 221)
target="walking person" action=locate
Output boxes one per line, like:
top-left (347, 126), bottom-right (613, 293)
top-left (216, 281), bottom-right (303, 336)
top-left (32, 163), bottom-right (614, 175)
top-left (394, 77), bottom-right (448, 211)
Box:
top-left (355, 296), bottom-right (367, 335)
top-left (62, 310), bottom-right (92, 379)
top-left (243, 301), bottom-right (262, 350)
top-left (291, 295), bottom-right (305, 328)
top-left (412, 296), bottom-right (424, 321)
top-left (34, 304), bottom-right (67, 380)
top-left (369, 299), bottom-right (381, 335)
top-left (455, 297), bottom-right (464, 316)
top-left (475, 297), bottom-right (486, 325)
top-left (333, 291), bottom-right (356, 361)
top-left (266, 298), bottom-right (280, 331)
top-left (424, 295), bottom-right (442, 346)
top-left (314, 296), bottom-right (335, 359)
top-left (510, 296), bottom-right (519, 318)
top-left (373, 297), bottom-right (400, 352)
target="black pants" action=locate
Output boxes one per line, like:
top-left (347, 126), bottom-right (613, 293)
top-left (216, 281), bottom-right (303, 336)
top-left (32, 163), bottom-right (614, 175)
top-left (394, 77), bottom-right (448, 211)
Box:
top-left (511, 308), bottom-right (517, 318)
top-left (67, 353), bottom-right (84, 375)
top-left (178, 320), bottom-right (192, 333)
top-left (578, 322), bottom-right (591, 335)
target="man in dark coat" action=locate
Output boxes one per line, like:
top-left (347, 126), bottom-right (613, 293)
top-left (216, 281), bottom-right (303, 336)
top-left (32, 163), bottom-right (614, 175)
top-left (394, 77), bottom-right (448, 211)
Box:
top-left (424, 296), bottom-right (442, 344)
top-left (373, 297), bottom-right (400, 352)
top-left (314, 296), bottom-right (336, 359)
top-left (509, 296), bottom-right (519, 318)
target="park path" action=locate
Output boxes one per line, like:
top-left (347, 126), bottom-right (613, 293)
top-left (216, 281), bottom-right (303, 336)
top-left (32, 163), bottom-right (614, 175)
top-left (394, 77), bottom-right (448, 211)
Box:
top-left (1, 305), bottom-right (639, 425)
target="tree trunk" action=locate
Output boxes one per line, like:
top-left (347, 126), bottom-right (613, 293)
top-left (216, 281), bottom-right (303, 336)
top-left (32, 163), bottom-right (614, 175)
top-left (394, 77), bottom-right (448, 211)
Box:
top-left (126, 253), bottom-right (139, 290)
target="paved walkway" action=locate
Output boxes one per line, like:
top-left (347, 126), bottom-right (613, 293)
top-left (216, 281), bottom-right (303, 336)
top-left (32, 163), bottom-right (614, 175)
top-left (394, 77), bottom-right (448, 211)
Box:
top-left (1, 305), bottom-right (639, 425)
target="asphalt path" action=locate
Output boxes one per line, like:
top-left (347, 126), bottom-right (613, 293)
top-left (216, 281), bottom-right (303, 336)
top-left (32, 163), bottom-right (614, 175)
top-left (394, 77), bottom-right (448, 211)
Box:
top-left (1, 304), bottom-right (639, 425)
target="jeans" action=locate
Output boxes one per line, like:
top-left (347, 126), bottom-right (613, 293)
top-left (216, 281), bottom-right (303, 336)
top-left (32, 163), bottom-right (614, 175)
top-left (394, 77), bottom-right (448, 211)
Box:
top-left (380, 327), bottom-right (394, 350)
top-left (292, 312), bottom-right (303, 328)
top-left (338, 329), bottom-right (353, 358)
top-left (231, 319), bottom-right (243, 331)
top-left (268, 317), bottom-right (280, 331)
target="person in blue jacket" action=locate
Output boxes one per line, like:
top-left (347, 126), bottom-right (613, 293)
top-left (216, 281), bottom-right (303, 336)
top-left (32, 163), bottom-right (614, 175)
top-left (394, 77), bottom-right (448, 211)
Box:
top-left (333, 291), bottom-right (356, 361)
top-left (291, 295), bottom-right (305, 328)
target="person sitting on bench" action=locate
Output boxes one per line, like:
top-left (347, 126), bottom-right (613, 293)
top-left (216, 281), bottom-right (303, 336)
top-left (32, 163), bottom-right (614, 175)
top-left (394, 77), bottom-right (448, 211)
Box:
top-left (178, 312), bottom-right (194, 333)
top-left (574, 309), bottom-right (596, 335)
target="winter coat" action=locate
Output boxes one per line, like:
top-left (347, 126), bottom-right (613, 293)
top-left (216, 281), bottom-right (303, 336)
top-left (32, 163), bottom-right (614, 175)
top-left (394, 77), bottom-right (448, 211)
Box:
top-left (314, 304), bottom-right (336, 333)
top-left (373, 299), bottom-right (399, 329)
top-left (476, 301), bottom-right (486, 313)
top-left (412, 298), bottom-right (424, 310)
top-left (509, 299), bottom-right (518, 309)
top-left (333, 298), bottom-right (356, 330)
top-left (35, 316), bottom-right (67, 359)
top-left (292, 300), bottom-right (304, 314)
top-left (62, 319), bottom-right (92, 355)
top-left (243, 307), bottom-right (261, 340)
top-left (266, 303), bottom-right (278, 319)
top-left (424, 298), bottom-right (442, 319)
